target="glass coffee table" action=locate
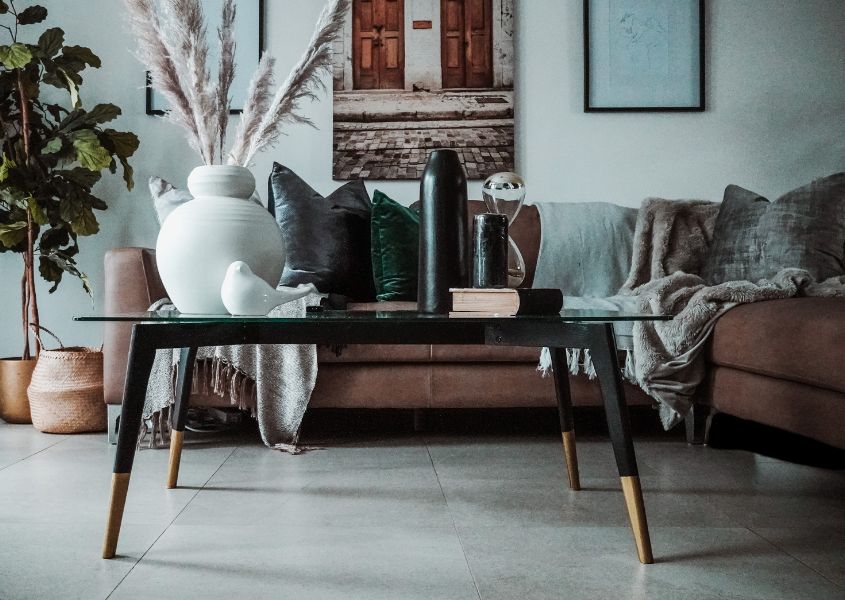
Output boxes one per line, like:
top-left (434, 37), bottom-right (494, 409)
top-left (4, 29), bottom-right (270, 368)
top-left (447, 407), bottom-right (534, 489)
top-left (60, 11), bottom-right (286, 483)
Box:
top-left (77, 309), bottom-right (670, 564)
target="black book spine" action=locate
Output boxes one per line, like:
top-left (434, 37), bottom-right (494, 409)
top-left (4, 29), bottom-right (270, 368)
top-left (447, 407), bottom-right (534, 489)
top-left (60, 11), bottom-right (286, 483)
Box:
top-left (515, 289), bottom-right (564, 315)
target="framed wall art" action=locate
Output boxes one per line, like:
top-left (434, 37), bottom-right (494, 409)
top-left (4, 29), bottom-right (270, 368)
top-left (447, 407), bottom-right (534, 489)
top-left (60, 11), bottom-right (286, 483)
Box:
top-left (331, 0), bottom-right (516, 181)
top-left (146, 0), bottom-right (265, 116)
top-left (584, 0), bottom-right (704, 112)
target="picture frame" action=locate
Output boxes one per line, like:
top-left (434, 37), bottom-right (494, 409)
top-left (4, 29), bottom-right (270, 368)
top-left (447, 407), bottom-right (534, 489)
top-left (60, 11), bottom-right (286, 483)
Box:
top-left (146, 0), bottom-right (265, 116)
top-left (584, 0), bottom-right (705, 112)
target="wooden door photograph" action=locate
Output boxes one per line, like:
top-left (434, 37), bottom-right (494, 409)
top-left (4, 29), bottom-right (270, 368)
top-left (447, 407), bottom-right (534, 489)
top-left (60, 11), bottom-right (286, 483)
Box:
top-left (334, 0), bottom-right (515, 181)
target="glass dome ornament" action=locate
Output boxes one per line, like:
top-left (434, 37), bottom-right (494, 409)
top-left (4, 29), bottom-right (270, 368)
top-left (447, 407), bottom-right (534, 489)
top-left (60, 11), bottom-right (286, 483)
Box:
top-left (482, 172), bottom-right (527, 287)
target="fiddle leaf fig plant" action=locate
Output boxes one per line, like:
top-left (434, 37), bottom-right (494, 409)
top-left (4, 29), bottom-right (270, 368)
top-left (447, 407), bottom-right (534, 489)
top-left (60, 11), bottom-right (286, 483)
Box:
top-left (0, 1), bottom-right (139, 359)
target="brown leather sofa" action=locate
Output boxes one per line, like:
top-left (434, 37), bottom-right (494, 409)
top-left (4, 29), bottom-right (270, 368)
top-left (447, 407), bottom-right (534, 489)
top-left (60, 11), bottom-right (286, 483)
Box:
top-left (103, 202), bottom-right (845, 450)
top-left (694, 297), bottom-right (845, 450)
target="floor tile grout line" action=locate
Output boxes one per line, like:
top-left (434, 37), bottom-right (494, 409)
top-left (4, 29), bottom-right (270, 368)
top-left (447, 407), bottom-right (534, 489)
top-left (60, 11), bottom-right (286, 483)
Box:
top-left (747, 526), bottom-right (843, 589)
top-left (104, 445), bottom-right (239, 600)
top-left (425, 438), bottom-right (484, 600)
top-left (0, 434), bottom-right (71, 473)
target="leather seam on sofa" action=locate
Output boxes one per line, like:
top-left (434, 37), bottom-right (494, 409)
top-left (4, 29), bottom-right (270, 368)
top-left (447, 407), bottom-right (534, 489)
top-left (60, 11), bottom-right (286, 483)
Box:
top-left (709, 360), bottom-right (845, 395)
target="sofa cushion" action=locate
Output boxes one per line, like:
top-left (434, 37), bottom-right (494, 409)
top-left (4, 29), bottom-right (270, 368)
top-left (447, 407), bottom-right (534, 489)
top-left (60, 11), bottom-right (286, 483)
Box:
top-left (269, 163), bottom-right (376, 301)
top-left (708, 298), bottom-right (845, 394)
top-left (371, 190), bottom-right (420, 301)
top-left (702, 173), bottom-right (845, 285)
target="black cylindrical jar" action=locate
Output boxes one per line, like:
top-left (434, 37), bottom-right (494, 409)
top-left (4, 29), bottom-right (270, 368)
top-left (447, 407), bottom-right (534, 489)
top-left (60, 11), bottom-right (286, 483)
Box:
top-left (417, 150), bottom-right (469, 313)
top-left (473, 213), bottom-right (508, 288)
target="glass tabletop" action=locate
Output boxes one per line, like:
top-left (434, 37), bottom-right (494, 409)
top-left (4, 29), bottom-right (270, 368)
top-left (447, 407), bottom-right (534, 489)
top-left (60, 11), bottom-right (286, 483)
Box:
top-left (75, 309), bottom-right (671, 324)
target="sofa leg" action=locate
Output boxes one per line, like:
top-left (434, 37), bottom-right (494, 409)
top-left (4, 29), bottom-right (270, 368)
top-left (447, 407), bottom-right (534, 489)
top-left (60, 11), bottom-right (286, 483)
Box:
top-left (685, 404), bottom-right (711, 445)
top-left (107, 404), bottom-right (121, 445)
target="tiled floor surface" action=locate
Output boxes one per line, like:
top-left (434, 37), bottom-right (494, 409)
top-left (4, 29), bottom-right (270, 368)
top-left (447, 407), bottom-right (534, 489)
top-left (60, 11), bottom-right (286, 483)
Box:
top-left (1, 421), bottom-right (844, 599)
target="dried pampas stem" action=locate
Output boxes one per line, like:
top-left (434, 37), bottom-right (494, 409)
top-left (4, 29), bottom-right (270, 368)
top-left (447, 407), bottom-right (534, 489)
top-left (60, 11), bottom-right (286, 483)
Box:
top-left (232, 0), bottom-right (349, 166)
top-left (123, 0), bottom-right (202, 157)
top-left (228, 52), bottom-right (276, 166)
top-left (216, 0), bottom-right (237, 163)
top-left (163, 0), bottom-right (215, 164)
top-left (126, 0), bottom-right (347, 167)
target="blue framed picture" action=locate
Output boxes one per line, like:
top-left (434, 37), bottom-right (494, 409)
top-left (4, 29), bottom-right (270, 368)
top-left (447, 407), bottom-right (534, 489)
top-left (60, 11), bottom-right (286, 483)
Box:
top-left (584, 0), bottom-right (704, 112)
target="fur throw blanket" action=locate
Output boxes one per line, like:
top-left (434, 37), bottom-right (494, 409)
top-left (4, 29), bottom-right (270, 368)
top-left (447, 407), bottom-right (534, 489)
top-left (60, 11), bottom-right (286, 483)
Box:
top-left (543, 197), bottom-right (845, 429)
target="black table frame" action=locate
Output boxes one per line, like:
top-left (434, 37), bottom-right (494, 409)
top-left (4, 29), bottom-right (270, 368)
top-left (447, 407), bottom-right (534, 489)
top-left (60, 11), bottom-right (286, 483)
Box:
top-left (101, 318), bottom-right (654, 564)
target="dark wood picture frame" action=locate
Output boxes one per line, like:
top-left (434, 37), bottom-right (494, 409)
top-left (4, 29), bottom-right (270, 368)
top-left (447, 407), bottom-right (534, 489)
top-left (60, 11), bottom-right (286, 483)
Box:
top-left (146, 0), bottom-right (266, 116)
top-left (584, 0), bottom-right (705, 113)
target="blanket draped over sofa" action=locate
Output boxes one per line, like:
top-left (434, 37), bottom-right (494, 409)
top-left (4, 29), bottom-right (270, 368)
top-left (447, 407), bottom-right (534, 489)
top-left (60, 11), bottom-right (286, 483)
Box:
top-left (535, 199), bottom-right (845, 429)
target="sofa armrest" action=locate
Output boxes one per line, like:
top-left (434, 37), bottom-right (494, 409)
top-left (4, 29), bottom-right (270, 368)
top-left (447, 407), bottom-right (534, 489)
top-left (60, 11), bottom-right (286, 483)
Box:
top-left (103, 248), bottom-right (167, 405)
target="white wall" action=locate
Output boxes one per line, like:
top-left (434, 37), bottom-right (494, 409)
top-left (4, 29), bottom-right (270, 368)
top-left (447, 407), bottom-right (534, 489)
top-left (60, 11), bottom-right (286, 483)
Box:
top-left (0, 0), bottom-right (843, 356)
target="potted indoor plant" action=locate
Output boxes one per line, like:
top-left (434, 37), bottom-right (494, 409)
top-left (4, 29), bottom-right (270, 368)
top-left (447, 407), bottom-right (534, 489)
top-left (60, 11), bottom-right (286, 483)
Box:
top-left (0, 1), bottom-right (138, 422)
top-left (124, 0), bottom-right (348, 314)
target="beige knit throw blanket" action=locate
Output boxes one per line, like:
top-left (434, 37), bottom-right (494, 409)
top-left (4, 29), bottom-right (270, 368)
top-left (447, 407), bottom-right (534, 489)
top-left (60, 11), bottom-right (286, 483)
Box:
top-left (142, 293), bottom-right (323, 453)
top-left (545, 198), bottom-right (845, 429)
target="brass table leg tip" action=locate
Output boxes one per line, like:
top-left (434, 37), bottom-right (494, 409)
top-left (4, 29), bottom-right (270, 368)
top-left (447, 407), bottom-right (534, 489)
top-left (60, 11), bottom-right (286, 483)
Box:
top-left (102, 472), bottom-right (130, 560)
top-left (561, 431), bottom-right (581, 491)
top-left (621, 475), bottom-right (654, 565)
top-left (166, 430), bottom-right (184, 489)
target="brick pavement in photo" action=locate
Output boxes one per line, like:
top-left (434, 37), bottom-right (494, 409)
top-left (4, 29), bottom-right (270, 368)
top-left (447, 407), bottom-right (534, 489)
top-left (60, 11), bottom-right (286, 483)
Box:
top-left (333, 122), bottom-right (514, 180)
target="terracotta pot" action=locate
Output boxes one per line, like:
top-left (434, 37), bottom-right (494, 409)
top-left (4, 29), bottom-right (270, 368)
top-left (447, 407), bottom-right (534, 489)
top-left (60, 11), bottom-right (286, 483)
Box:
top-left (0, 357), bottom-right (36, 424)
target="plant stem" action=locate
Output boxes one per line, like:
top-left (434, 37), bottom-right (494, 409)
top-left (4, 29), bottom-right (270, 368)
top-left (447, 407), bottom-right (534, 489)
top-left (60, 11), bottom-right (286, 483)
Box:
top-left (17, 68), bottom-right (39, 356)
top-left (21, 268), bottom-right (29, 360)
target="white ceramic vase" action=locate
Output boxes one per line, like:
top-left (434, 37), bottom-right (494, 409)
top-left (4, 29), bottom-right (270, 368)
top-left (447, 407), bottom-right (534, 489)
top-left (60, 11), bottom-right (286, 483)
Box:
top-left (156, 165), bottom-right (285, 314)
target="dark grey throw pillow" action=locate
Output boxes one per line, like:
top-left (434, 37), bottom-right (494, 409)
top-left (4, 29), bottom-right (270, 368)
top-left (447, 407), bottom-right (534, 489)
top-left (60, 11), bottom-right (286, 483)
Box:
top-left (702, 173), bottom-right (845, 284)
top-left (269, 162), bottom-right (376, 300)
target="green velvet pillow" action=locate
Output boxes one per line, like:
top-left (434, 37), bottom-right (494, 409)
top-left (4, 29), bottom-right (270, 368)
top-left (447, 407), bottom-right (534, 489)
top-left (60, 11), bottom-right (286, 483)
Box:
top-left (371, 190), bottom-right (419, 301)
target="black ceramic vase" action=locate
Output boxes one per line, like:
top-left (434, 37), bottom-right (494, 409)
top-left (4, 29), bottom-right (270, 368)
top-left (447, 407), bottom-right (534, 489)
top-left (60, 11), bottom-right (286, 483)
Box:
top-left (418, 150), bottom-right (470, 313)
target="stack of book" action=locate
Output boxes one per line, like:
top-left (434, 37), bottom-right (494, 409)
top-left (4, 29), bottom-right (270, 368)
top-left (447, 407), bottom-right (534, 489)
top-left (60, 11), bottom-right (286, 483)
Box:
top-left (449, 288), bottom-right (564, 317)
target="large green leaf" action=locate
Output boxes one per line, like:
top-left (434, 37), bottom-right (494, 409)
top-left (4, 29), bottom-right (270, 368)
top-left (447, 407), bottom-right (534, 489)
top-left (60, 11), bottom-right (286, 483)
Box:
top-left (59, 196), bottom-right (99, 236)
top-left (38, 253), bottom-right (63, 291)
top-left (60, 68), bottom-right (80, 108)
top-left (37, 27), bottom-right (64, 58)
top-left (101, 129), bottom-right (139, 158)
top-left (61, 45), bottom-right (100, 69)
top-left (57, 167), bottom-right (101, 190)
top-left (71, 130), bottom-right (111, 171)
top-left (0, 2), bottom-right (9, 15)
top-left (83, 103), bottom-right (121, 125)
top-left (0, 221), bottom-right (28, 247)
top-left (118, 156), bottom-right (134, 190)
top-left (26, 195), bottom-right (48, 225)
top-left (17, 5), bottom-right (48, 25)
top-left (41, 136), bottom-right (63, 155)
top-left (0, 43), bottom-right (33, 69)
top-left (0, 154), bottom-right (16, 181)
top-left (40, 252), bottom-right (92, 296)
top-left (0, 186), bottom-right (27, 208)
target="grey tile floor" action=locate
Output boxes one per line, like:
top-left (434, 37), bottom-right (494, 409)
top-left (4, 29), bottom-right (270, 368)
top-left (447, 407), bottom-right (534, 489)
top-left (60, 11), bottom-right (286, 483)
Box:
top-left (1, 421), bottom-right (844, 600)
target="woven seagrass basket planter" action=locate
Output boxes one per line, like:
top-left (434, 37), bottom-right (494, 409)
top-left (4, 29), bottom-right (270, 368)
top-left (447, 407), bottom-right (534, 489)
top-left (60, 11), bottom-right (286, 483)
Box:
top-left (27, 346), bottom-right (106, 434)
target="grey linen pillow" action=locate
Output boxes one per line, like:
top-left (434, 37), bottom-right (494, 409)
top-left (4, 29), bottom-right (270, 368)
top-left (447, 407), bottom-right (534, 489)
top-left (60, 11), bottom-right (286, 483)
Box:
top-left (702, 173), bottom-right (845, 284)
top-left (149, 176), bottom-right (193, 225)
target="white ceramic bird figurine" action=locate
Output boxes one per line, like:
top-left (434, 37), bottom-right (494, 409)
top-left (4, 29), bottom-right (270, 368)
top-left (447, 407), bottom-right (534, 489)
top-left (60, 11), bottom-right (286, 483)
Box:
top-left (221, 261), bottom-right (318, 316)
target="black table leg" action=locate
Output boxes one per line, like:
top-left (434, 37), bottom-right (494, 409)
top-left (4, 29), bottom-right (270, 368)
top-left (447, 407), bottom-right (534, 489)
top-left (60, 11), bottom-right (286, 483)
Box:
top-left (167, 347), bottom-right (197, 489)
top-left (551, 348), bottom-right (580, 490)
top-left (590, 323), bottom-right (654, 564)
top-left (102, 325), bottom-right (156, 559)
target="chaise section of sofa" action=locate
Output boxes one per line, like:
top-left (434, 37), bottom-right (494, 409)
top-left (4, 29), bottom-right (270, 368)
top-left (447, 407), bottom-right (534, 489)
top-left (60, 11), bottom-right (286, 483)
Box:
top-left (698, 298), bottom-right (845, 449)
